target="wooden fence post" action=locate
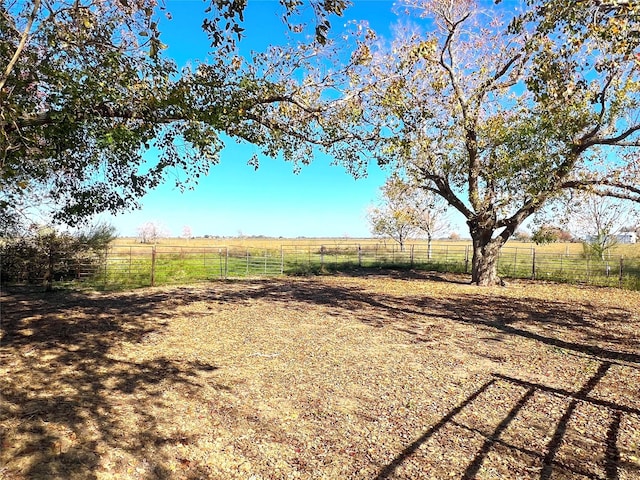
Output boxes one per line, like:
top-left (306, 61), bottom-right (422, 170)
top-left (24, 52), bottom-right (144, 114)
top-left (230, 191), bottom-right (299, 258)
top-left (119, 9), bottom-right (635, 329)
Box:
top-left (531, 248), bottom-right (536, 280)
top-left (619, 256), bottom-right (624, 288)
top-left (464, 245), bottom-right (469, 274)
top-left (150, 245), bottom-right (156, 287)
top-left (105, 247), bottom-right (111, 288)
top-left (280, 246), bottom-right (284, 274)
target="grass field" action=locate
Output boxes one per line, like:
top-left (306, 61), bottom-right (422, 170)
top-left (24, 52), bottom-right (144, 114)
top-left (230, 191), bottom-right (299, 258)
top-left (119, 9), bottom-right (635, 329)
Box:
top-left (111, 237), bottom-right (640, 257)
top-left (95, 238), bottom-right (640, 291)
top-left (4, 237), bottom-right (638, 291)
top-left (1, 273), bottom-right (639, 479)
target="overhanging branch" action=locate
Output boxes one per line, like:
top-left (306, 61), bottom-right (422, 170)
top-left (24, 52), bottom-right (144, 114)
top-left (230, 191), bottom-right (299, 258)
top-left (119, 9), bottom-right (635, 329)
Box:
top-left (0, 0), bottom-right (41, 92)
top-left (561, 178), bottom-right (640, 201)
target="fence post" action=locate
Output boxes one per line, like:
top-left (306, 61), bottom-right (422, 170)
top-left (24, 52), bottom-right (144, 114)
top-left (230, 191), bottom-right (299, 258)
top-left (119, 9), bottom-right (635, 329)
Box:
top-left (246, 250), bottom-right (250, 275)
top-left (225, 248), bottom-right (228, 279)
top-left (464, 245), bottom-right (469, 274)
top-left (358, 244), bottom-right (362, 267)
top-left (619, 256), bottom-right (624, 288)
top-left (150, 245), bottom-right (156, 287)
top-left (531, 248), bottom-right (536, 280)
top-left (445, 245), bottom-right (449, 269)
top-left (320, 245), bottom-right (325, 270)
top-left (105, 247), bottom-right (110, 288)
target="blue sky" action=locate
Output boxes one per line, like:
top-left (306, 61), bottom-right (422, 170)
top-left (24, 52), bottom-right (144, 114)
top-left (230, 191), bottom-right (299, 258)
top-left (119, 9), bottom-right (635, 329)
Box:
top-left (103, 1), bottom-right (468, 239)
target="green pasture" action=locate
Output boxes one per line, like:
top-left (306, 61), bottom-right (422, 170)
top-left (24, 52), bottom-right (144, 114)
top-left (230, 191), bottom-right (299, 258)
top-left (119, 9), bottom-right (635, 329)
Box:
top-left (41, 241), bottom-right (640, 291)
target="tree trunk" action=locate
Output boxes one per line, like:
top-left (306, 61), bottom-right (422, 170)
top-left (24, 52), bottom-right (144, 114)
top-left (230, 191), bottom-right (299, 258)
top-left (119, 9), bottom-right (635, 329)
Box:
top-left (470, 227), bottom-right (503, 286)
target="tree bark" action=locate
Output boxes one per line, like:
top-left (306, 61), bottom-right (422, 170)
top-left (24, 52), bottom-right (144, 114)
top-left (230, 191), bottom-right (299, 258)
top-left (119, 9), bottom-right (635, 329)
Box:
top-left (469, 222), bottom-right (503, 286)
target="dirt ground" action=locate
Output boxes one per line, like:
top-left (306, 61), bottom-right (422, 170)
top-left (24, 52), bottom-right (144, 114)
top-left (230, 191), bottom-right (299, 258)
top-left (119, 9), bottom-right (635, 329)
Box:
top-left (1, 271), bottom-right (639, 479)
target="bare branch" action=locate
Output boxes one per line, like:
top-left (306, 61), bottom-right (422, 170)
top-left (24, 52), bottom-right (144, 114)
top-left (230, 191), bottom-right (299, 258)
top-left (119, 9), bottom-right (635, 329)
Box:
top-left (561, 178), bottom-right (640, 198)
top-left (470, 51), bottom-right (525, 104)
top-left (580, 73), bottom-right (614, 143)
top-left (580, 122), bottom-right (640, 150)
top-left (0, 0), bottom-right (41, 92)
top-left (438, 13), bottom-right (470, 115)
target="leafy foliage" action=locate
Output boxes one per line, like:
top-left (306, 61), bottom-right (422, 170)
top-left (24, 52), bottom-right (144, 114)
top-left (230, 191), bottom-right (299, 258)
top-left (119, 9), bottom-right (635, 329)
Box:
top-left (0, 0), bottom-right (347, 226)
top-left (0, 222), bottom-right (116, 288)
top-left (368, 174), bottom-right (449, 252)
top-left (1, 0), bottom-right (211, 224)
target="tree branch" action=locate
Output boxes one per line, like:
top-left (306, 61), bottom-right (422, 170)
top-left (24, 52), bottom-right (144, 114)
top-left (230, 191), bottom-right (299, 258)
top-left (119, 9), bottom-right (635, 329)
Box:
top-left (470, 51), bottom-right (525, 105)
top-left (438, 14), bottom-right (470, 115)
top-left (0, 0), bottom-right (41, 92)
top-left (580, 122), bottom-right (640, 150)
top-left (2, 104), bottom-right (185, 132)
top-left (414, 165), bottom-right (473, 219)
top-left (561, 178), bottom-right (640, 199)
top-left (579, 73), bottom-right (614, 143)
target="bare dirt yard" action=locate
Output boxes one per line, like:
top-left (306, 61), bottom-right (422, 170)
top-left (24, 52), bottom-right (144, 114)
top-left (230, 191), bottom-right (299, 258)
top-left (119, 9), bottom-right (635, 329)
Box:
top-left (1, 272), bottom-right (639, 480)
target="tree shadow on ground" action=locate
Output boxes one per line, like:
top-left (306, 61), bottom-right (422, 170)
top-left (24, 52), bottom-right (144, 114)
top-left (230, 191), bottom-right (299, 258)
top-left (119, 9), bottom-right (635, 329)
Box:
top-left (186, 276), bottom-right (640, 365)
top-left (1, 286), bottom-right (221, 479)
top-left (2, 276), bottom-right (639, 479)
top-left (374, 360), bottom-right (640, 479)
top-left (178, 276), bottom-right (639, 478)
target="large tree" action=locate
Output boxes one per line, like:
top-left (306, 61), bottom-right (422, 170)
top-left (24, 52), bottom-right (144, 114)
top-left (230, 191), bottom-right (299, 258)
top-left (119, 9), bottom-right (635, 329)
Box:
top-left (252, 0), bottom-right (640, 285)
top-left (0, 0), bottom-right (346, 228)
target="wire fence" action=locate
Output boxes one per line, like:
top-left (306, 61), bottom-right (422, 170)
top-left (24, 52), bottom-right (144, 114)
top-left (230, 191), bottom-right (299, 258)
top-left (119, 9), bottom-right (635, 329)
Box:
top-left (2, 242), bottom-right (639, 290)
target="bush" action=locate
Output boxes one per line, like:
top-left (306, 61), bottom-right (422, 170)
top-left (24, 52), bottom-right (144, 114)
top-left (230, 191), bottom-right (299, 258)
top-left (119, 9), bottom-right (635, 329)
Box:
top-left (0, 223), bottom-right (116, 289)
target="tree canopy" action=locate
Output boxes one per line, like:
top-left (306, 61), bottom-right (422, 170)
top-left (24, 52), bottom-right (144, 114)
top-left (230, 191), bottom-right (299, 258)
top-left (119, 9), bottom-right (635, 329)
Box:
top-left (253, 0), bottom-right (640, 284)
top-left (0, 0), bottom-right (347, 229)
top-left (3, 0), bottom-right (640, 287)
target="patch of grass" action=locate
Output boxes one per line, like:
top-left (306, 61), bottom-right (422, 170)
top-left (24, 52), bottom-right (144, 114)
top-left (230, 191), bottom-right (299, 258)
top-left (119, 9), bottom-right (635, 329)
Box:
top-left (19, 239), bottom-right (640, 291)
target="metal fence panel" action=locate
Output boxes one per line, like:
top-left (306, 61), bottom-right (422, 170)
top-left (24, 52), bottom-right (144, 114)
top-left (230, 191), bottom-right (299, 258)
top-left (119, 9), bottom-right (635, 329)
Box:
top-left (2, 242), bottom-right (639, 291)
